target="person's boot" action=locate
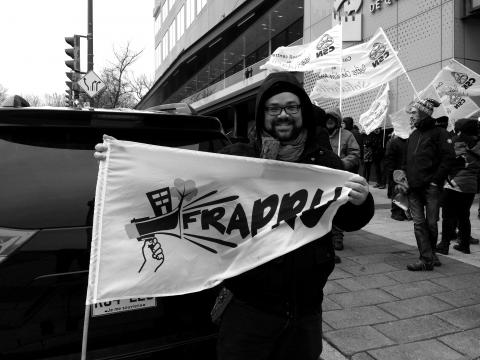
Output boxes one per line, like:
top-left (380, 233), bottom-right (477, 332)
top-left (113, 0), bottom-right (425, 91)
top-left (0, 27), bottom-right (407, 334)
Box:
top-left (470, 236), bottom-right (479, 245)
top-left (453, 242), bottom-right (470, 254)
top-left (436, 241), bottom-right (450, 255)
top-left (334, 255), bottom-right (341, 264)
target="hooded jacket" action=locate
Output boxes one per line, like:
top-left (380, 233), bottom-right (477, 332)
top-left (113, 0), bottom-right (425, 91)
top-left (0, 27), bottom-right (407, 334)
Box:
top-left (404, 115), bottom-right (455, 188)
top-left (219, 72), bottom-right (374, 316)
top-left (326, 109), bottom-right (360, 173)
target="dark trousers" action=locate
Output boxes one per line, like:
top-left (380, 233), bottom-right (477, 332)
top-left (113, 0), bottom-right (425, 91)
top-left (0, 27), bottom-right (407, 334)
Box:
top-left (363, 162), bottom-right (372, 182)
top-left (217, 262), bottom-right (334, 360)
top-left (441, 189), bottom-right (475, 246)
top-left (373, 158), bottom-right (385, 185)
top-left (408, 185), bottom-right (441, 265)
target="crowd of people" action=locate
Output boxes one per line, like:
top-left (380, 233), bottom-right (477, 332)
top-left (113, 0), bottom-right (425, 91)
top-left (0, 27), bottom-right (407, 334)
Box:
top-left (328, 98), bottom-right (480, 272)
top-left (94, 71), bottom-right (479, 360)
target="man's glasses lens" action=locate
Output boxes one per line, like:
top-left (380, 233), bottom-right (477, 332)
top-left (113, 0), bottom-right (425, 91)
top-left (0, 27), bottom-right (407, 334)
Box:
top-left (265, 105), bottom-right (301, 116)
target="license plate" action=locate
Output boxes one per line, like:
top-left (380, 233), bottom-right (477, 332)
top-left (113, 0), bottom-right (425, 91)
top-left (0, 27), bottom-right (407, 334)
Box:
top-left (92, 297), bottom-right (156, 317)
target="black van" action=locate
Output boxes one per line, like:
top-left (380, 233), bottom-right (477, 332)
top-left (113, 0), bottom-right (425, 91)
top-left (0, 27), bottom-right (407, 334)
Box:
top-left (0, 106), bottom-right (230, 359)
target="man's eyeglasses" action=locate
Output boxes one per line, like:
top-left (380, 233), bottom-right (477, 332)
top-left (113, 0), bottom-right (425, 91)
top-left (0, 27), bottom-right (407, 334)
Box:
top-left (264, 104), bottom-right (301, 116)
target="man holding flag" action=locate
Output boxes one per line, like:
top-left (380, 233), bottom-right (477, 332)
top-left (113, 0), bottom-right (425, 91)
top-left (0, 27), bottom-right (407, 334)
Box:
top-left (94, 71), bottom-right (374, 360)
top-left (212, 72), bottom-right (373, 360)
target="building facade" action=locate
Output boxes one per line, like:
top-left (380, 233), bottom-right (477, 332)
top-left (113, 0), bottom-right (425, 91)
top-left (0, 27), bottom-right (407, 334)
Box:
top-left (138, 0), bottom-right (480, 138)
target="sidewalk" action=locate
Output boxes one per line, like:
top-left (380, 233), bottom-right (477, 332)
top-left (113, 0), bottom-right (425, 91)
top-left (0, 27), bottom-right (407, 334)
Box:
top-left (321, 186), bottom-right (480, 360)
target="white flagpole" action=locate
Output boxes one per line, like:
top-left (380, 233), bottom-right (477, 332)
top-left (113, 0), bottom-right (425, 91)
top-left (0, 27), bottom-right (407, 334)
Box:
top-left (81, 304), bottom-right (91, 360)
top-left (338, 19), bottom-right (343, 157)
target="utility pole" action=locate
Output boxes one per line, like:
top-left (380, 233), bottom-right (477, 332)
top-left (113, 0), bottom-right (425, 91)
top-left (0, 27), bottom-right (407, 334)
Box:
top-left (88, 0), bottom-right (95, 106)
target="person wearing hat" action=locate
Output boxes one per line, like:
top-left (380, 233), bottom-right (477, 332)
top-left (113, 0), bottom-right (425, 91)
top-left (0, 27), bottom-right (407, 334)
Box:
top-left (214, 72), bottom-right (374, 360)
top-left (403, 98), bottom-right (455, 271)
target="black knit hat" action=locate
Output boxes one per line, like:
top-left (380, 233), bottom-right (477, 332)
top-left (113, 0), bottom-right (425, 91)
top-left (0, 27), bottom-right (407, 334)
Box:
top-left (262, 81), bottom-right (306, 105)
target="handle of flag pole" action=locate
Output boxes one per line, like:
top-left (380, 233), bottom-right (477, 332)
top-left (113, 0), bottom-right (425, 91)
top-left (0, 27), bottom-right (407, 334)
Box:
top-left (81, 304), bottom-right (91, 360)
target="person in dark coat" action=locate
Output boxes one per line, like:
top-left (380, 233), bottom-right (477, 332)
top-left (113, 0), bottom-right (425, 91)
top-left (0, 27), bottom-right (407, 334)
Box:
top-left (437, 118), bottom-right (480, 255)
top-left (403, 98), bottom-right (455, 271)
top-left (384, 134), bottom-right (408, 220)
top-left (216, 72), bottom-right (374, 360)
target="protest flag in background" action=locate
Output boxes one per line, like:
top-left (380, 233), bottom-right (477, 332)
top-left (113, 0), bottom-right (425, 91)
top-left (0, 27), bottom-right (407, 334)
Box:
top-left (86, 140), bottom-right (353, 304)
top-left (359, 83), bottom-right (390, 135)
top-left (260, 25), bottom-right (342, 72)
top-left (310, 27), bottom-right (406, 101)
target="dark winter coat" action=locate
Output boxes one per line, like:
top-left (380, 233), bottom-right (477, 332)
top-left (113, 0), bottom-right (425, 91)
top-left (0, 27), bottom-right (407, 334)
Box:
top-left (219, 72), bottom-right (375, 316)
top-left (445, 118), bottom-right (480, 193)
top-left (384, 135), bottom-right (407, 198)
top-left (404, 115), bottom-right (455, 189)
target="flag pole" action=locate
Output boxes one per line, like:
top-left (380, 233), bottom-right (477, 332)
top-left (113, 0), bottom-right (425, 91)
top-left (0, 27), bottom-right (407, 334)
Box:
top-left (81, 304), bottom-right (91, 360)
top-left (338, 20), bottom-right (343, 157)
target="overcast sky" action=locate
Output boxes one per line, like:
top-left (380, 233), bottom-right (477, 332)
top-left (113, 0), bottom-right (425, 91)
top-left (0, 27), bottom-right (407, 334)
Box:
top-left (0, 0), bottom-right (154, 99)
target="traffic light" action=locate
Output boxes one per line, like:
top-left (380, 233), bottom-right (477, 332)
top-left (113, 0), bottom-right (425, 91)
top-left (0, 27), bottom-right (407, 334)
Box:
top-left (65, 35), bottom-right (81, 72)
top-left (65, 35), bottom-right (81, 107)
top-left (65, 88), bottom-right (72, 107)
top-left (65, 71), bottom-right (81, 100)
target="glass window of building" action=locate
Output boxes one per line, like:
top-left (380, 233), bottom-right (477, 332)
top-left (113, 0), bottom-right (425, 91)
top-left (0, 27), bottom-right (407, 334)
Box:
top-left (155, 43), bottom-right (162, 69)
top-left (169, 20), bottom-right (176, 51)
top-left (162, 2), bottom-right (168, 22)
top-left (154, 14), bottom-right (161, 36)
top-left (196, 0), bottom-right (206, 15)
top-left (186, 0), bottom-right (195, 28)
top-left (162, 32), bottom-right (168, 60)
top-left (176, 6), bottom-right (185, 40)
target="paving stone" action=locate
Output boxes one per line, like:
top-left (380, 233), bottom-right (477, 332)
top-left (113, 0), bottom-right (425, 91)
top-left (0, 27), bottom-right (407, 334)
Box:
top-left (348, 254), bottom-right (403, 265)
top-left (341, 263), bottom-right (399, 276)
top-left (335, 274), bottom-right (399, 291)
top-left (321, 340), bottom-right (347, 360)
top-left (324, 280), bottom-right (350, 295)
top-left (431, 272), bottom-right (480, 290)
top-left (323, 326), bottom-right (395, 355)
top-left (432, 288), bottom-right (480, 307)
top-left (329, 267), bottom-right (354, 280)
top-left (354, 245), bottom-right (406, 255)
top-left (323, 297), bottom-right (342, 311)
top-left (373, 315), bottom-right (460, 343)
top-left (351, 353), bottom-right (375, 360)
top-left (323, 306), bottom-right (397, 329)
top-left (335, 257), bottom-right (360, 268)
top-left (439, 328), bottom-right (480, 358)
top-left (436, 304), bottom-right (480, 330)
top-left (377, 295), bottom-right (452, 319)
top-left (433, 262), bottom-right (480, 276)
top-left (368, 339), bottom-right (466, 360)
top-left (323, 321), bottom-right (333, 332)
top-left (328, 289), bottom-right (398, 308)
top-left (382, 280), bottom-right (448, 299)
top-left (385, 269), bottom-right (445, 283)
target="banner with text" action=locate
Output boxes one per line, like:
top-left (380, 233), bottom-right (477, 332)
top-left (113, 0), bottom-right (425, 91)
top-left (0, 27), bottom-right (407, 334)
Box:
top-left (86, 140), bottom-right (353, 304)
top-left (359, 83), bottom-right (390, 135)
top-left (309, 27), bottom-right (406, 100)
top-left (260, 25), bottom-right (342, 72)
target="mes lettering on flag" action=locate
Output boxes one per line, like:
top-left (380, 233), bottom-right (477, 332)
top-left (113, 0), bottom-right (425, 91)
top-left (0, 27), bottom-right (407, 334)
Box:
top-left (86, 140), bottom-right (353, 304)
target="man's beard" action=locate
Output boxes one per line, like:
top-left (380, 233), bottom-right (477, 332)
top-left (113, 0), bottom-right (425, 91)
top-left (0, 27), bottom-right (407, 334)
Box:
top-left (271, 119), bottom-right (301, 141)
